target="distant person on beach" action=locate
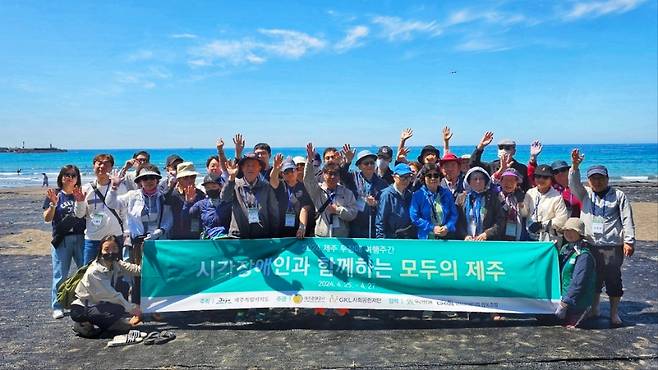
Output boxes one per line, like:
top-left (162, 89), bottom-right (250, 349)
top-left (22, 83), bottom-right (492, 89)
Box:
top-left (527, 140), bottom-right (582, 217)
top-left (119, 150), bottom-right (150, 191)
top-left (469, 132), bottom-right (530, 191)
top-left (269, 156), bottom-right (313, 238)
top-left (222, 153), bottom-right (280, 239)
top-left (491, 160), bottom-right (531, 241)
top-left (338, 146), bottom-right (388, 238)
top-left (70, 235), bottom-right (141, 338)
top-left (525, 164), bottom-right (569, 243)
top-left (570, 149), bottom-right (635, 327)
top-left (17, 168), bottom-right (21, 175)
top-left (166, 162), bottom-right (205, 240)
top-left (304, 143), bottom-right (357, 238)
top-left (555, 218), bottom-right (597, 328)
top-left (410, 163), bottom-right (458, 240)
top-left (41, 172), bottom-right (48, 187)
top-left (74, 153), bottom-right (127, 265)
top-left (455, 167), bottom-right (505, 241)
top-left (376, 163), bottom-right (416, 239)
top-left (43, 165), bottom-right (86, 320)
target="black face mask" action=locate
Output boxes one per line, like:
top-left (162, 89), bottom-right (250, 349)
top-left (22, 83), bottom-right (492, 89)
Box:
top-left (101, 253), bottom-right (121, 261)
top-left (206, 189), bottom-right (220, 198)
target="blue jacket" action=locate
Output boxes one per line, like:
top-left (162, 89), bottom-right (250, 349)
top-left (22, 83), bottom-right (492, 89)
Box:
top-left (375, 185), bottom-right (414, 239)
top-left (184, 197), bottom-right (232, 239)
top-left (410, 185), bottom-right (458, 239)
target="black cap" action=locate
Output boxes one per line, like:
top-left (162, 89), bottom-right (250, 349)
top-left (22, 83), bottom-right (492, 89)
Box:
top-left (202, 174), bottom-right (223, 186)
top-left (550, 160), bottom-right (570, 172)
top-left (586, 165), bottom-right (608, 178)
top-left (166, 154), bottom-right (183, 168)
top-left (417, 145), bottom-right (441, 163)
top-left (377, 145), bottom-right (393, 160)
top-left (534, 164), bottom-right (554, 177)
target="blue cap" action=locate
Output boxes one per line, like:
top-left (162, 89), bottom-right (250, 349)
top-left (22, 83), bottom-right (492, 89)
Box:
top-left (586, 165), bottom-right (608, 178)
top-left (393, 163), bottom-right (412, 176)
top-left (281, 158), bottom-right (296, 172)
top-left (551, 160), bottom-right (570, 172)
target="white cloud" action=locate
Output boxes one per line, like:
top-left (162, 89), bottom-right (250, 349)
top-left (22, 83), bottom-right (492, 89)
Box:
top-left (171, 33), bottom-right (198, 39)
top-left (562, 0), bottom-right (646, 20)
top-left (114, 66), bottom-right (172, 89)
top-left (455, 38), bottom-right (511, 52)
top-left (371, 16), bottom-right (442, 41)
top-left (334, 25), bottom-right (369, 52)
top-left (126, 49), bottom-right (154, 62)
top-left (190, 29), bottom-right (326, 66)
top-left (445, 9), bottom-right (534, 27)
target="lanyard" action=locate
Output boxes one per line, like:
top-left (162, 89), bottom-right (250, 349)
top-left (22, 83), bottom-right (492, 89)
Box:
top-left (354, 172), bottom-right (372, 197)
top-left (285, 183), bottom-right (296, 212)
top-left (427, 189), bottom-right (439, 222)
top-left (93, 181), bottom-right (110, 211)
top-left (239, 183), bottom-right (259, 208)
top-left (590, 192), bottom-right (607, 217)
top-left (532, 193), bottom-right (541, 219)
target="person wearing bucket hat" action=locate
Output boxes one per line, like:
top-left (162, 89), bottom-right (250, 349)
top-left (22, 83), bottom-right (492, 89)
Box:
top-left (439, 153), bottom-right (465, 197)
top-left (303, 143), bottom-right (358, 238)
top-left (375, 163), bottom-right (416, 239)
top-left (337, 145), bottom-right (388, 238)
top-left (555, 217), bottom-right (597, 328)
top-left (410, 163), bottom-right (458, 240)
top-left (166, 162), bottom-right (206, 240)
top-left (469, 131), bottom-right (530, 191)
top-left (455, 167), bottom-right (506, 241)
top-left (492, 167), bottom-right (532, 241)
top-left (221, 152), bottom-right (280, 239)
top-left (525, 164), bottom-right (569, 243)
top-left (417, 145), bottom-right (441, 165)
top-left (569, 148), bottom-right (635, 327)
top-left (376, 145), bottom-right (395, 185)
top-left (107, 163), bottom-right (173, 313)
top-left (269, 155), bottom-right (314, 238)
top-left (185, 174), bottom-right (231, 239)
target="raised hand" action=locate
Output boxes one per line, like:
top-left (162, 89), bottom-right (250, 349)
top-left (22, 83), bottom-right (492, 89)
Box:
top-left (342, 144), bottom-right (355, 164)
top-left (400, 128), bottom-right (413, 142)
top-left (233, 133), bottom-right (245, 158)
top-left (123, 159), bottom-right (135, 170)
top-left (184, 184), bottom-right (197, 203)
top-left (306, 143), bottom-right (315, 161)
top-left (46, 188), bottom-right (59, 204)
top-left (273, 153), bottom-right (284, 170)
top-left (109, 169), bottom-right (124, 188)
top-left (571, 148), bottom-right (585, 169)
top-left (397, 146), bottom-right (410, 162)
top-left (225, 159), bottom-right (239, 179)
top-left (216, 138), bottom-right (225, 152)
top-left (72, 186), bottom-right (86, 202)
top-left (478, 131), bottom-right (494, 150)
top-left (530, 140), bottom-right (543, 162)
top-left (442, 126), bottom-right (453, 142)
top-left (499, 153), bottom-right (511, 171)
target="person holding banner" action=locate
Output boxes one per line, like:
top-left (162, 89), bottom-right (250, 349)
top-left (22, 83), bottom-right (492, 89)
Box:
top-left (410, 163), bottom-right (458, 240)
top-left (569, 149), bottom-right (635, 327)
top-left (269, 155), bottom-right (313, 238)
top-left (339, 146), bottom-right (388, 238)
top-left (455, 167), bottom-right (505, 241)
top-left (376, 163), bottom-right (416, 239)
top-left (303, 143), bottom-right (358, 238)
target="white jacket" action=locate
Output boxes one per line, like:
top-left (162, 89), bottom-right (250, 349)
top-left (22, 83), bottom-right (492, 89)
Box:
top-left (72, 260), bottom-right (140, 312)
top-left (106, 188), bottom-right (173, 239)
top-left (525, 186), bottom-right (569, 243)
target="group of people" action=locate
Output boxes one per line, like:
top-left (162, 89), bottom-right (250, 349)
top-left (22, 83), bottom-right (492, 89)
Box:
top-left (43, 127), bottom-right (635, 336)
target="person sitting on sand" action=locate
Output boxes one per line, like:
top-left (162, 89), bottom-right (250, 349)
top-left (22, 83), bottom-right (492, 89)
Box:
top-left (43, 165), bottom-right (86, 320)
top-left (70, 235), bottom-right (141, 338)
top-left (555, 218), bottom-right (597, 328)
top-left (569, 149), bottom-right (635, 327)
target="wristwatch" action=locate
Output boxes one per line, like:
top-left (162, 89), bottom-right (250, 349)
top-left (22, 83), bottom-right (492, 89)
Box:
top-left (49, 202), bottom-right (56, 209)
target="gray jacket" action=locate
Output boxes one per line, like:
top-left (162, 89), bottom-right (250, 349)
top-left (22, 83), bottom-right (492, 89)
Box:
top-left (221, 177), bottom-right (279, 239)
top-left (569, 168), bottom-right (635, 246)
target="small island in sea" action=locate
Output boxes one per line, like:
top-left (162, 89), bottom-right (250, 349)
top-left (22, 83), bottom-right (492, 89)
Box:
top-left (0, 143), bottom-right (67, 153)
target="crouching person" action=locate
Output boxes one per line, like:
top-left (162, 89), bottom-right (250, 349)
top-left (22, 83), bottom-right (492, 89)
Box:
top-left (555, 218), bottom-right (597, 328)
top-left (70, 235), bottom-right (141, 337)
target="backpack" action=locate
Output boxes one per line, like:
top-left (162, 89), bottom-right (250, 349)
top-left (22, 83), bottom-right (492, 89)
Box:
top-left (56, 263), bottom-right (90, 309)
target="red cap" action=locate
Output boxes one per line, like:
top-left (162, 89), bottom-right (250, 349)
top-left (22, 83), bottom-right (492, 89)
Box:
top-left (439, 153), bottom-right (459, 163)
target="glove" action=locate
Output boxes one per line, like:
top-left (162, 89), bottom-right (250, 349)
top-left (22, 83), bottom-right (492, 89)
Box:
top-left (528, 221), bottom-right (543, 234)
top-left (554, 302), bottom-right (568, 320)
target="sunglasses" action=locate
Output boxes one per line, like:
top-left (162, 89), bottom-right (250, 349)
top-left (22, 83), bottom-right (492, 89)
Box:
top-left (398, 174), bottom-right (413, 181)
top-left (425, 173), bottom-right (441, 179)
top-left (534, 175), bottom-right (552, 180)
top-left (360, 161), bottom-right (375, 166)
top-left (283, 169), bottom-right (295, 174)
top-left (63, 173), bottom-right (78, 179)
top-left (324, 155), bottom-right (336, 161)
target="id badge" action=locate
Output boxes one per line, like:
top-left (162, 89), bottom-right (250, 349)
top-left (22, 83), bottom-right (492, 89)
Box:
top-left (505, 222), bottom-right (517, 238)
top-left (248, 208), bottom-right (260, 224)
top-left (592, 219), bottom-right (604, 234)
top-left (356, 198), bottom-right (366, 212)
top-left (285, 213), bottom-right (296, 227)
top-left (331, 218), bottom-right (341, 229)
top-left (91, 213), bottom-right (104, 227)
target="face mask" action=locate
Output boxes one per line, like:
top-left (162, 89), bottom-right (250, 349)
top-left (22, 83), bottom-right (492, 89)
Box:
top-left (376, 158), bottom-right (390, 170)
top-left (206, 189), bottom-right (220, 198)
top-left (498, 149), bottom-right (513, 160)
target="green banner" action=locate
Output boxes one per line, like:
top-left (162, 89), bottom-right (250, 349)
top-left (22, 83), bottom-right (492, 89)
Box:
top-left (141, 238), bottom-right (560, 314)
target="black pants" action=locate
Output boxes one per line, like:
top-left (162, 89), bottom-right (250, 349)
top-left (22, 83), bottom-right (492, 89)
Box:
top-left (70, 302), bottom-right (126, 330)
top-left (592, 245), bottom-right (624, 297)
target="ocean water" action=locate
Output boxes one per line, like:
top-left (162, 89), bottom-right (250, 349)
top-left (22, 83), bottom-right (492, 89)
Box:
top-left (0, 144), bottom-right (656, 188)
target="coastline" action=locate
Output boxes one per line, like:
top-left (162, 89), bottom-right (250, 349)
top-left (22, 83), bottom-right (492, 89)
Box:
top-left (0, 182), bottom-right (656, 256)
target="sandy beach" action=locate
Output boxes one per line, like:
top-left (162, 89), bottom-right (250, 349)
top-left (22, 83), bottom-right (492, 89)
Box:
top-left (1, 182), bottom-right (656, 255)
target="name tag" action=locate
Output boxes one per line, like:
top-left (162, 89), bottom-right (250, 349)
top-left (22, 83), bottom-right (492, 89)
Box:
top-left (592, 222), bottom-right (604, 234)
top-left (285, 213), bottom-right (296, 227)
top-left (356, 198), bottom-right (366, 212)
top-left (331, 218), bottom-right (341, 229)
top-left (91, 213), bottom-right (104, 227)
top-left (505, 222), bottom-right (517, 238)
top-left (248, 208), bottom-right (260, 224)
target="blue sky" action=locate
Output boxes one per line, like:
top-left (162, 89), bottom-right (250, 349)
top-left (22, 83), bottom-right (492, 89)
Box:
top-left (0, 0), bottom-right (656, 149)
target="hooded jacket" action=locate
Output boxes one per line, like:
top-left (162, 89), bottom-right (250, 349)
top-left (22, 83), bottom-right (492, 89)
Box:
top-left (410, 184), bottom-right (458, 239)
top-left (455, 167), bottom-right (506, 240)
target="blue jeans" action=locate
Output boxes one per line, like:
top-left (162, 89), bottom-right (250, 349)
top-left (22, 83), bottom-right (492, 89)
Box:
top-left (51, 234), bottom-right (84, 310)
top-left (83, 236), bottom-right (124, 265)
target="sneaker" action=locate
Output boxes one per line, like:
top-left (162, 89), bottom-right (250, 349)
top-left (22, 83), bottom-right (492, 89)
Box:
top-left (421, 311), bottom-right (433, 321)
top-left (52, 309), bottom-right (64, 319)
